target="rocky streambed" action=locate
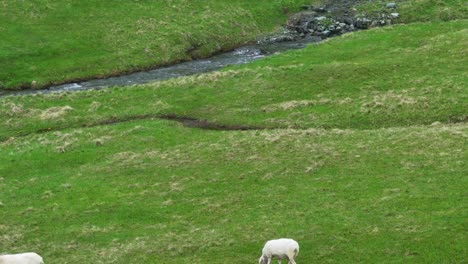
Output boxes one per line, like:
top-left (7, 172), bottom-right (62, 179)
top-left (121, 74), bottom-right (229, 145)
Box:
top-left (0, 1), bottom-right (400, 98)
top-left (260, 1), bottom-right (400, 43)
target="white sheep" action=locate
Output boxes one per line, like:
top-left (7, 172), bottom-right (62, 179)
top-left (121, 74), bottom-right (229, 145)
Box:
top-left (0, 253), bottom-right (44, 264)
top-left (259, 238), bottom-right (299, 264)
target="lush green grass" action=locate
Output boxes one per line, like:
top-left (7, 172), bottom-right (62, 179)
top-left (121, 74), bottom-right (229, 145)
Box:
top-left (1, 119), bottom-right (466, 263)
top-left (0, 2), bottom-right (467, 263)
top-left (357, 0), bottom-right (468, 23)
top-left (0, 0), bottom-right (312, 90)
top-left (1, 20), bottom-right (466, 140)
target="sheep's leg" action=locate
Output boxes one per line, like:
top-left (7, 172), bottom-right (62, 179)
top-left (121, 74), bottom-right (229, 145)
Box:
top-left (267, 257), bottom-right (272, 264)
top-left (278, 260), bottom-right (282, 264)
top-left (288, 258), bottom-right (297, 264)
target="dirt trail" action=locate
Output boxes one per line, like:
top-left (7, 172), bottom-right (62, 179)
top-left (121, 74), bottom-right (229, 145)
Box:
top-left (0, 114), bottom-right (277, 143)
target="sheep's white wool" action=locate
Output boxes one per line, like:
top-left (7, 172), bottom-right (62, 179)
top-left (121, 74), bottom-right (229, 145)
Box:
top-left (259, 238), bottom-right (299, 264)
top-left (0, 253), bottom-right (44, 264)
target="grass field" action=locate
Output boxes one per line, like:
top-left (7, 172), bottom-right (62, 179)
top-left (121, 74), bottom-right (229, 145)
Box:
top-left (0, 0), bottom-right (467, 263)
top-left (1, 120), bottom-right (466, 263)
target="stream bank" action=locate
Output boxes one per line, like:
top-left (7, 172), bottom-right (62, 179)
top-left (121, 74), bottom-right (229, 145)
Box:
top-left (0, 1), bottom-right (399, 98)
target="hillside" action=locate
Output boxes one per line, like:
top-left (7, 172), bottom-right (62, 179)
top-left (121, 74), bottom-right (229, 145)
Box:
top-left (0, 0), bottom-right (467, 263)
top-left (1, 20), bottom-right (466, 139)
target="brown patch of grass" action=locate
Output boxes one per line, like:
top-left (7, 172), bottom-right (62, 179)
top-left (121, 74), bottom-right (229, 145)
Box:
top-left (40, 106), bottom-right (74, 120)
top-left (93, 135), bottom-right (113, 146)
top-left (88, 101), bottom-right (102, 112)
top-left (0, 224), bottom-right (25, 251)
top-left (360, 90), bottom-right (429, 113)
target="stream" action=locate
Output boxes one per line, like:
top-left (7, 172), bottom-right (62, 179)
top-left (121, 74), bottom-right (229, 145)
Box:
top-left (0, 38), bottom-right (320, 98)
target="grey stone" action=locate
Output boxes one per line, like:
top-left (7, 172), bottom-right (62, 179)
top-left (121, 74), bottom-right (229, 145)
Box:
top-left (390, 12), bottom-right (400, 18)
top-left (355, 18), bottom-right (372, 29)
top-left (386, 3), bottom-right (397, 9)
top-left (313, 31), bottom-right (322, 36)
top-left (322, 30), bottom-right (331, 37)
top-left (279, 35), bottom-right (295, 41)
top-left (314, 7), bottom-right (327, 13)
top-left (344, 17), bottom-right (354, 25)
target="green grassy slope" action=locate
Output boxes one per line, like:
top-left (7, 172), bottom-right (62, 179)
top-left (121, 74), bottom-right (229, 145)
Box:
top-left (0, 19), bottom-right (467, 262)
top-left (0, 0), bottom-right (312, 90)
top-left (1, 20), bottom-right (466, 140)
top-left (0, 120), bottom-right (466, 263)
top-left (0, 1), bottom-right (467, 263)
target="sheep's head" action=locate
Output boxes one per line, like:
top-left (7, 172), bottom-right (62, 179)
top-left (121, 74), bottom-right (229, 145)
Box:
top-left (258, 256), bottom-right (267, 264)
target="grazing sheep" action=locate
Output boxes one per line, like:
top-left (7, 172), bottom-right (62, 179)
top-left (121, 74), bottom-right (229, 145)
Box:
top-left (0, 253), bottom-right (44, 264)
top-left (259, 238), bottom-right (299, 264)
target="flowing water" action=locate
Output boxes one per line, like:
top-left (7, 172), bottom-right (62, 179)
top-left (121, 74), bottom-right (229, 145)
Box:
top-left (0, 38), bottom-right (320, 97)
